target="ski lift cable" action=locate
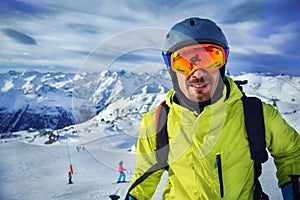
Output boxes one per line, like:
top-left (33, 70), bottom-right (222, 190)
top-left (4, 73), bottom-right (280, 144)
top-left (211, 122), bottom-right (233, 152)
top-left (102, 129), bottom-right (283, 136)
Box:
top-left (275, 76), bottom-right (300, 92)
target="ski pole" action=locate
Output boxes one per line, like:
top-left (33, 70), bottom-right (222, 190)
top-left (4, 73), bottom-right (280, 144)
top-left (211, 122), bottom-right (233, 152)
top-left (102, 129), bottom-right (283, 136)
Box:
top-left (66, 141), bottom-right (74, 174)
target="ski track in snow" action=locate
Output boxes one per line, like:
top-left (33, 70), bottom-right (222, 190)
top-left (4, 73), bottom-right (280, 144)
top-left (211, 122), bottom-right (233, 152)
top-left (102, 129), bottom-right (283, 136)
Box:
top-left (0, 140), bottom-right (133, 200)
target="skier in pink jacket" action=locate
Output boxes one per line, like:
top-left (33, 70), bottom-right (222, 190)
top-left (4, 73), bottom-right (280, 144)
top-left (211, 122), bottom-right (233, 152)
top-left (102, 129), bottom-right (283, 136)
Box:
top-left (117, 160), bottom-right (126, 183)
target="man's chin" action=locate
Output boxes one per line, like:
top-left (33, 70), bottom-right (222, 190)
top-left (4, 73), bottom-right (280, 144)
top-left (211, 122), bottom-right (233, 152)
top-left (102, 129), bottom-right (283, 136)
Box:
top-left (190, 93), bottom-right (211, 103)
top-left (189, 89), bottom-right (212, 102)
top-left (197, 97), bottom-right (211, 102)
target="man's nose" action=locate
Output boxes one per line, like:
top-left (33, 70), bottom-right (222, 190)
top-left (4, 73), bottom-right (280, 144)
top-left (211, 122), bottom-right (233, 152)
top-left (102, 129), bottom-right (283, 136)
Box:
top-left (191, 68), bottom-right (207, 77)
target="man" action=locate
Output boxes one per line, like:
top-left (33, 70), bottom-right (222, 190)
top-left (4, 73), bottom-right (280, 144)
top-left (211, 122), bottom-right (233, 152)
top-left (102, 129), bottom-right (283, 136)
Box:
top-left (127, 17), bottom-right (300, 199)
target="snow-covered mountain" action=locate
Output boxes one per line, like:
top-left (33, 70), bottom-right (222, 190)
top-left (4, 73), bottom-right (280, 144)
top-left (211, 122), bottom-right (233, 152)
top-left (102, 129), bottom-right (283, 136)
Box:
top-left (72, 69), bottom-right (171, 124)
top-left (0, 71), bottom-right (74, 133)
top-left (1, 70), bottom-right (300, 135)
top-left (0, 69), bottom-right (171, 134)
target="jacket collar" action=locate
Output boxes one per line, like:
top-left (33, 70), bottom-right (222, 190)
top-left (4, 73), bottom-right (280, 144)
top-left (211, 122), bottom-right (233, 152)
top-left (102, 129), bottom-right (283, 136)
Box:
top-left (165, 76), bottom-right (244, 111)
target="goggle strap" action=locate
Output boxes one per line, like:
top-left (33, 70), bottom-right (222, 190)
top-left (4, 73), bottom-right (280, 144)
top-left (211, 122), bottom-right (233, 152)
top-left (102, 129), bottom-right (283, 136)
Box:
top-left (162, 52), bottom-right (171, 68)
top-left (224, 47), bottom-right (229, 61)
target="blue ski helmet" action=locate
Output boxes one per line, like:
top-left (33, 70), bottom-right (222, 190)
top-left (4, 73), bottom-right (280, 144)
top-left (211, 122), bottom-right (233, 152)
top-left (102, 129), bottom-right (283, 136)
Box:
top-left (163, 17), bottom-right (228, 54)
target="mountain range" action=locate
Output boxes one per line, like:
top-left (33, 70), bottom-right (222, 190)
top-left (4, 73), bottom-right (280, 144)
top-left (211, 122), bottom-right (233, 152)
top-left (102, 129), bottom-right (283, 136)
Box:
top-left (0, 69), bottom-right (299, 135)
top-left (0, 69), bottom-right (171, 134)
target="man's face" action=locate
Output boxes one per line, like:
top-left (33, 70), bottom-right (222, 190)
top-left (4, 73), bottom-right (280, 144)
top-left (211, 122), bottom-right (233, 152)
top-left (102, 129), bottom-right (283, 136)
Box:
top-left (175, 68), bottom-right (221, 102)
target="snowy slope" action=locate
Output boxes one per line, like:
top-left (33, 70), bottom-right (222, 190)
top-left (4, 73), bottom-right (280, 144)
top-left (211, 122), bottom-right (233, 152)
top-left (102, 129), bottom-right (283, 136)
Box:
top-left (0, 71), bottom-right (299, 200)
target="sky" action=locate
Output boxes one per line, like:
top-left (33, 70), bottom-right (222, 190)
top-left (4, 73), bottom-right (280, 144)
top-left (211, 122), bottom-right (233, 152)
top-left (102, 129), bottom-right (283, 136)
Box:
top-left (0, 0), bottom-right (300, 75)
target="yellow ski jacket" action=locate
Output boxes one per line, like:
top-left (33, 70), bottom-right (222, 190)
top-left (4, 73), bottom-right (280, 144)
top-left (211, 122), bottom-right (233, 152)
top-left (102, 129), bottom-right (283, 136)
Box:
top-left (129, 76), bottom-right (300, 199)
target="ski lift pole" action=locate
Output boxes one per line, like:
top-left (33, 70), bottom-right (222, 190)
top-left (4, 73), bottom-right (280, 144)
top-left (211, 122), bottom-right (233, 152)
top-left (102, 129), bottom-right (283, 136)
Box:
top-left (66, 140), bottom-right (73, 174)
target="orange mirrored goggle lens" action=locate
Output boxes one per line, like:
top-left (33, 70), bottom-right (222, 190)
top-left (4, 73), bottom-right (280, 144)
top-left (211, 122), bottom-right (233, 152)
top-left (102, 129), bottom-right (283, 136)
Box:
top-left (171, 44), bottom-right (227, 75)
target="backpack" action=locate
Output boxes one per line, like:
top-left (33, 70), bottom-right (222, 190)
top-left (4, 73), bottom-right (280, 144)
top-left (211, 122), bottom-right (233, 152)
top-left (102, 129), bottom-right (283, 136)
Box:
top-left (126, 80), bottom-right (269, 200)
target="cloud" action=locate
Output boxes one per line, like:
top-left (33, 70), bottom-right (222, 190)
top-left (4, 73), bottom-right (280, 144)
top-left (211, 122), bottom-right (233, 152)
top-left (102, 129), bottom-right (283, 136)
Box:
top-left (222, 1), bottom-right (264, 24)
top-left (79, 27), bottom-right (168, 72)
top-left (0, 0), bottom-right (299, 75)
top-left (1, 28), bottom-right (37, 45)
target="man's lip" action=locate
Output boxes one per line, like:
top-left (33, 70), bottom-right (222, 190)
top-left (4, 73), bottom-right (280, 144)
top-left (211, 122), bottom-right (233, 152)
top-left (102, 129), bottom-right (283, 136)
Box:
top-left (189, 82), bottom-right (209, 88)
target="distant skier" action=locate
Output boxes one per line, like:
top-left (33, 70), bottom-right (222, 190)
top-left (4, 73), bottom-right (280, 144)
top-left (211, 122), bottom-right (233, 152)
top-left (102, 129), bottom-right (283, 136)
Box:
top-left (117, 160), bottom-right (126, 183)
top-left (68, 171), bottom-right (73, 184)
top-left (76, 145), bottom-right (81, 152)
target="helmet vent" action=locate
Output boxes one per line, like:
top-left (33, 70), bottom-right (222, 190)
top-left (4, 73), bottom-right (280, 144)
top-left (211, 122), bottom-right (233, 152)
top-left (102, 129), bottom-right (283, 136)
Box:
top-left (189, 19), bottom-right (196, 26)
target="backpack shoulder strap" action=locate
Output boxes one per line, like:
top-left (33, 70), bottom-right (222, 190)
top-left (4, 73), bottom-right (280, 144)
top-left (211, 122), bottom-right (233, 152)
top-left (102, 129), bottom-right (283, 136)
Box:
top-left (242, 95), bottom-right (269, 200)
top-left (125, 101), bottom-right (169, 199)
top-left (155, 100), bottom-right (170, 166)
top-left (242, 96), bottom-right (268, 163)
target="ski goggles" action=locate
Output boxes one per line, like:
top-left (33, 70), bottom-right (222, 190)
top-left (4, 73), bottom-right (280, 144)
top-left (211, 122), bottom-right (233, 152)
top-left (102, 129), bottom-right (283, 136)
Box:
top-left (162, 44), bottom-right (229, 76)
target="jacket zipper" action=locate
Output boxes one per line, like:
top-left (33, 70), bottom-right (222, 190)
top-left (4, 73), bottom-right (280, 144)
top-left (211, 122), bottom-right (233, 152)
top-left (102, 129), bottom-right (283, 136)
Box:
top-left (215, 154), bottom-right (224, 198)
